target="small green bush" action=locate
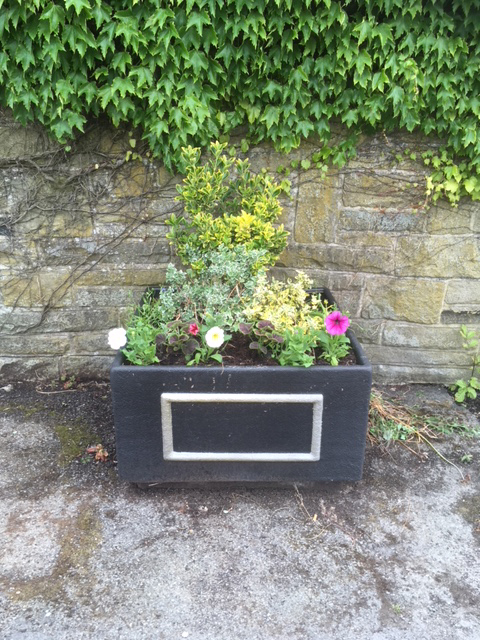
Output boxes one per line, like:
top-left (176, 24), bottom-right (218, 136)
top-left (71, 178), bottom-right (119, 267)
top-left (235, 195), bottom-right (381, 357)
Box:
top-left (166, 142), bottom-right (289, 270)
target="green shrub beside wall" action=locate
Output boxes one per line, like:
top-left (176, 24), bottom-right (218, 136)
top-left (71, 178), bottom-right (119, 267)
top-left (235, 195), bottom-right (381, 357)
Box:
top-left (0, 0), bottom-right (479, 199)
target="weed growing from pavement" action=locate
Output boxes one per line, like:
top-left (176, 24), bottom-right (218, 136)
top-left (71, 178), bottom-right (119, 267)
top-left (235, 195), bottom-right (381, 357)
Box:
top-left (368, 390), bottom-right (479, 478)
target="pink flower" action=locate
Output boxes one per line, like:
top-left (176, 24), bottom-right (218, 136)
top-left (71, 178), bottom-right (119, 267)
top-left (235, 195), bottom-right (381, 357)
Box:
top-left (188, 323), bottom-right (199, 336)
top-left (325, 311), bottom-right (350, 336)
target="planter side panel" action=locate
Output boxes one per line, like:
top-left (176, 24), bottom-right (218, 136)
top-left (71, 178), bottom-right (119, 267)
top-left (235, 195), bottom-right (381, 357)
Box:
top-left (111, 362), bottom-right (372, 484)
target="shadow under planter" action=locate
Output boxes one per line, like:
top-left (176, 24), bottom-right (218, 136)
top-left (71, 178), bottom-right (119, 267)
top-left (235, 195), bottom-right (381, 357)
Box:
top-left (110, 289), bottom-right (372, 485)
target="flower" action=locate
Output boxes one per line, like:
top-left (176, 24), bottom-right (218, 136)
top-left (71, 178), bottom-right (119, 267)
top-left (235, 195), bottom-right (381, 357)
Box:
top-left (205, 326), bottom-right (225, 349)
top-left (188, 323), bottom-right (200, 336)
top-left (108, 327), bottom-right (127, 350)
top-left (325, 311), bottom-right (350, 336)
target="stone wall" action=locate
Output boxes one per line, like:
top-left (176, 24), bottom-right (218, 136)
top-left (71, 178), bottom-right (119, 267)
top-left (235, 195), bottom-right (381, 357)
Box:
top-left (0, 113), bottom-right (479, 383)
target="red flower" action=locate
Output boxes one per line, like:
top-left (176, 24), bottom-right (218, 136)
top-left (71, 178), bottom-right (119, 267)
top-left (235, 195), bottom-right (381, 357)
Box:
top-left (188, 323), bottom-right (200, 336)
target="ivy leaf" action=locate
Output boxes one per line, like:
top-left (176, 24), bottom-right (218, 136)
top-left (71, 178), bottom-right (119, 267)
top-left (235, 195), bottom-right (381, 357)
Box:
top-left (296, 120), bottom-right (314, 138)
top-left (112, 52), bottom-right (132, 74)
top-left (463, 127), bottom-right (477, 147)
top-left (65, 0), bottom-right (91, 15)
top-left (372, 71), bottom-right (388, 93)
top-left (355, 50), bottom-right (372, 75)
top-left (464, 177), bottom-right (477, 194)
top-left (15, 44), bottom-right (35, 71)
top-left (262, 105), bottom-right (280, 130)
top-left (373, 24), bottom-right (393, 48)
top-left (40, 3), bottom-right (65, 32)
top-left (389, 86), bottom-right (405, 110)
top-left (188, 51), bottom-right (209, 76)
top-left (355, 20), bottom-right (372, 46)
top-left (186, 11), bottom-right (210, 38)
top-left (129, 66), bottom-right (153, 89)
top-left (343, 110), bottom-right (358, 127)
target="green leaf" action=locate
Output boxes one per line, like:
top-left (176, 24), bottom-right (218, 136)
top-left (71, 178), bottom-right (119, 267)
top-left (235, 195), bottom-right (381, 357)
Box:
top-left (186, 11), bottom-right (210, 37)
top-left (188, 51), bottom-right (209, 75)
top-left (464, 177), bottom-right (477, 194)
top-left (355, 50), bottom-right (372, 76)
top-left (372, 71), bottom-right (388, 93)
top-left (262, 105), bottom-right (280, 130)
top-left (65, 0), bottom-right (91, 15)
top-left (40, 3), bottom-right (65, 32)
top-left (389, 86), bottom-right (405, 110)
top-left (356, 20), bottom-right (372, 46)
top-left (112, 52), bottom-right (132, 74)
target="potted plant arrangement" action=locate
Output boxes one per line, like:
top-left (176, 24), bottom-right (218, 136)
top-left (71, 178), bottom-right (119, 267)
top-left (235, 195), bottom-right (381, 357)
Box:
top-left (109, 142), bottom-right (372, 485)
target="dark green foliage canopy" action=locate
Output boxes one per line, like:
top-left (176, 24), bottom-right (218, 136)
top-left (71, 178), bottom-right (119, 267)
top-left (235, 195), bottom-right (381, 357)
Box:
top-left (1, 0), bottom-right (478, 175)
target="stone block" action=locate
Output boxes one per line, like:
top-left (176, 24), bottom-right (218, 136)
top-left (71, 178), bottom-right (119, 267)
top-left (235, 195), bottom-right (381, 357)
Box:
top-left (342, 170), bottom-right (424, 209)
top-left (361, 277), bottom-right (445, 324)
top-left (350, 319), bottom-right (384, 345)
top-left (339, 209), bottom-right (424, 233)
top-left (336, 230), bottom-right (395, 249)
top-left (323, 272), bottom-right (365, 292)
top-left (99, 239), bottom-right (170, 265)
top-left (15, 208), bottom-right (93, 239)
top-left (441, 310), bottom-right (480, 325)
top-left (328, 290), bottom-right (361, 316)
top-left (34, 238), bottom-right (98, 266)
top-left (0, 334), bottom-right (71, 355)
top-left (76, 267), bottom-right (167, 287)
top-left (0, 124), bottom-right (48, 159)
top-left (74, 286), bottom-right (143, 308)
top-left (112, 161), bottom-right (159, 199)
top-left (445, 280), bottom-right (480, 306)
top-left (279, 243), bottom-right (394, 275)
top-left (425, 200), bottom-right (474, 235)
top-left (295, 172), bottom-right (339, 243)
top-left (382, 323), bottom-right (471, 349)
top-left (395, 236), bottom-right (479, 278)
top-left (0, 307), bottom-right (44, 333)
top-left (33, 308), bottom-right (120, 333)
top-left (0, 356), bottom-right (60, 382)
top-left (472, 209), bottom-right (480, 232)
top-left (73, 332), bottom-right (114, 355)
top-left (58, 355), bottom-right (112, 380)
top-left (1, 269), bottom-right (73, 308)
top-left (364, 344), bottom-right (470, 367)
top-left (372, 364), bottom-right (468, 385)
top-left (92, 220), bottom-right (169, 239)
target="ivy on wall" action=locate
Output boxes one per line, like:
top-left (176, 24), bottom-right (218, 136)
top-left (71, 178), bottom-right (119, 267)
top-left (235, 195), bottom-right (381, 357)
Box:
top-left (0, 0), bottom-right (479, 202)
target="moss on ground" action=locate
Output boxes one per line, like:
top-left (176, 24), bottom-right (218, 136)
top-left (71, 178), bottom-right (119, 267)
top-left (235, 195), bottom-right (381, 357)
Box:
top-left (3, 505), bottom-right (102, 605)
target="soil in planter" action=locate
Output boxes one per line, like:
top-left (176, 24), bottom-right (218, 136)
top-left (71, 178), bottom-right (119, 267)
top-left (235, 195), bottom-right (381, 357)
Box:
top-left (154, 332), bottom-right (357, 367)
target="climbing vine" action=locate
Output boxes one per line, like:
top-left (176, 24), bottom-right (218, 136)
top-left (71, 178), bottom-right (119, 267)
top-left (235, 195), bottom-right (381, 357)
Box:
top-left (0, 0), bottom-right (479, 203)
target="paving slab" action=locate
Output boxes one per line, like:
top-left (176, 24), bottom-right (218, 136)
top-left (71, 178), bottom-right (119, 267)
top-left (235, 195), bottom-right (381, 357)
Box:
top-left (0, 382), bottom-right (479, 640)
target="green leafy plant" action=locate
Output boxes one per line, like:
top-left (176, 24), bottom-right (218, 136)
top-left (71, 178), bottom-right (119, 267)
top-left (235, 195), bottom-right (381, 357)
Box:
top-left (1, 1), bottom-right (479, 202)
top-left (121, 245), bottom-right (265, 366)
top-left (166, 142), bottom-right (289, 271)
top-left (112, 144), bottom-right (353, 369)
top-left (239, 272), bottom-right (352, 367)
top-left (450, 326), bottom-right (480, 403)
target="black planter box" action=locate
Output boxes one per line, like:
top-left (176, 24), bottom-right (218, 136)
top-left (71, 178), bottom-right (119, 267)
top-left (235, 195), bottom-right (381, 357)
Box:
top-left (110, 288), bottom-right (372, 485)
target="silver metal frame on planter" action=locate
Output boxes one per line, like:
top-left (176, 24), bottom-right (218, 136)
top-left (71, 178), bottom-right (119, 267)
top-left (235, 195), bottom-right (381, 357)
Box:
top-left (161, 392), bottom-right (324, 462)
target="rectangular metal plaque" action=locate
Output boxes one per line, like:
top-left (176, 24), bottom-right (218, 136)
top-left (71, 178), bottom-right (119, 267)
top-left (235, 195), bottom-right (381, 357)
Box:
top-left (161, 392), bottom-right (323, 462)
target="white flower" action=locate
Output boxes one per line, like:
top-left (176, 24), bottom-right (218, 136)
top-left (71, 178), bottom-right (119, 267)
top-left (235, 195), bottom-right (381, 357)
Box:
top-left (205, 326), bottom-right (224, 349)
top-left (108, 327), bottom-right (127, 350)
